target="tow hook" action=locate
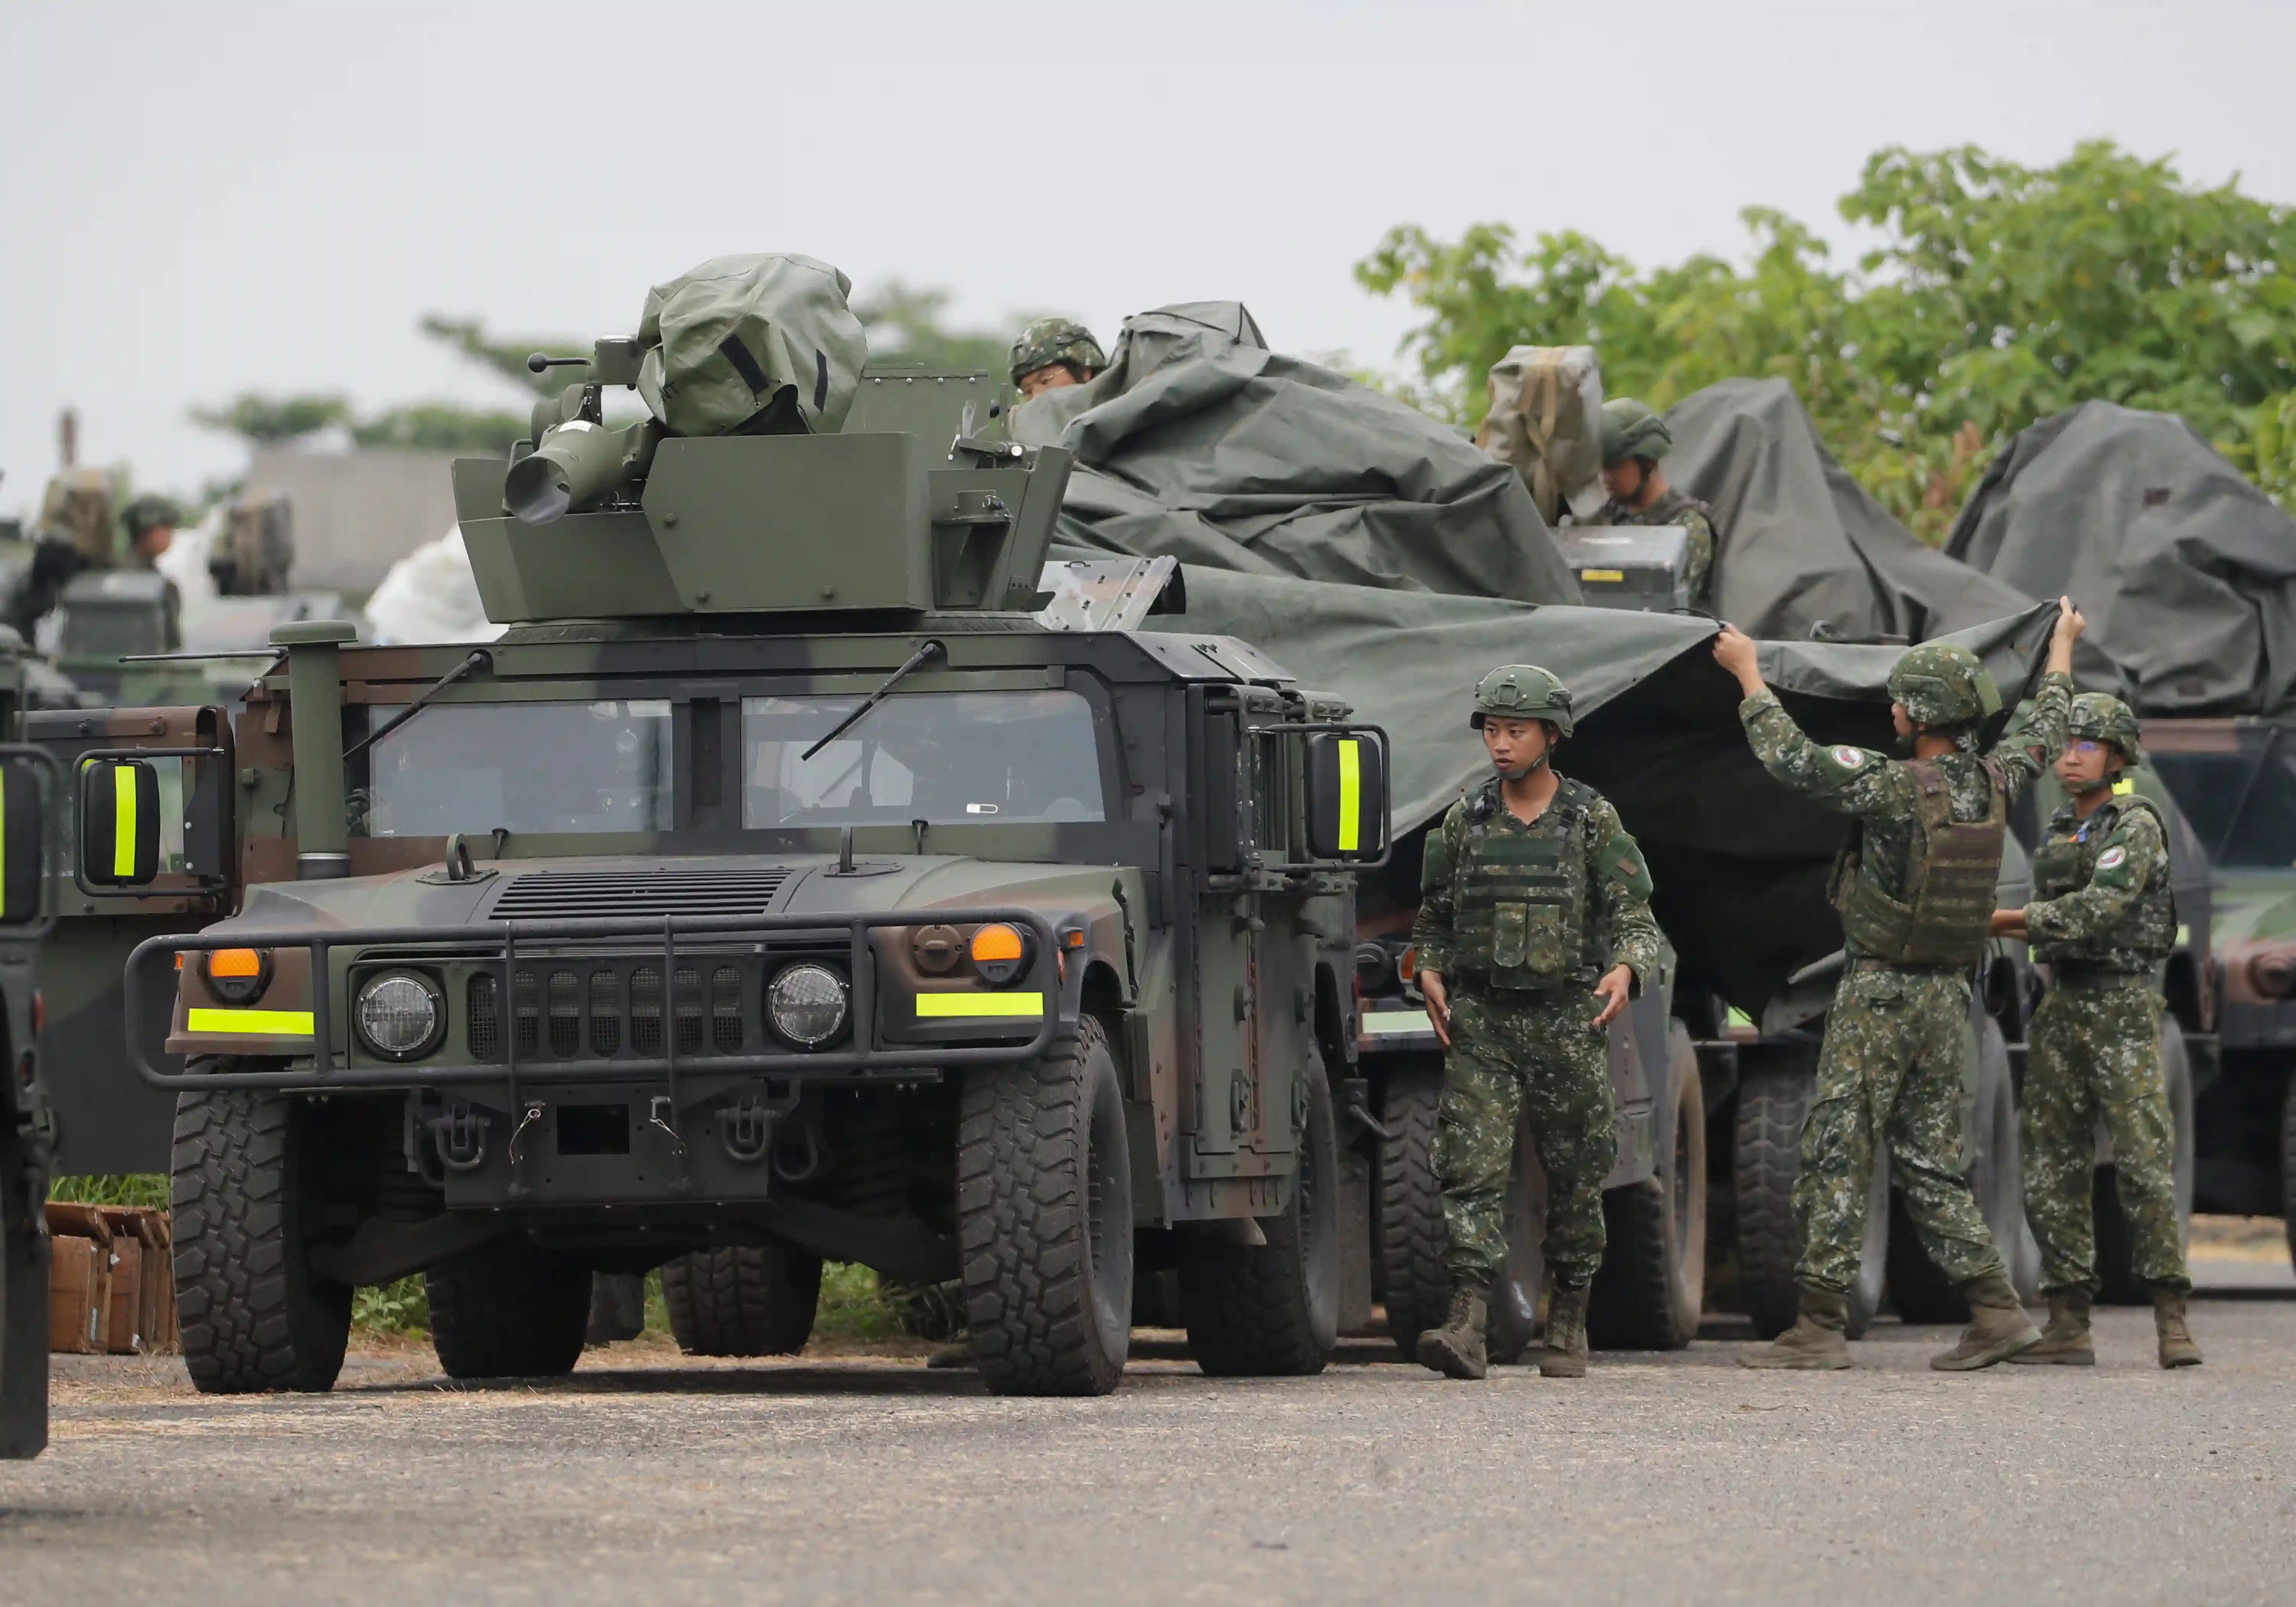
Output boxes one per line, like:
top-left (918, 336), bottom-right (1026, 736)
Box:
top-left (1341, 1078), bottom-right (1393, 1142)
top-left (719, 1097), bottom-right (775, 1166)
top-left (505, 1102), bottom-right (544, 1198)
top-left (650, 1097), bottom-right (693, 1195)
top-left (429, 1103), bottom-right (490, 1172)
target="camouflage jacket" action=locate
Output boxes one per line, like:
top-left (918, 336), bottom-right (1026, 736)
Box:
top-left (1591, 487), bottom-right (1717, 605)
top-left (2027, 790), bottom-right (2175, 971)
top-left (1739, 671), bottom-right (2072, 959)
top-left (1412, 774), bottom-right (1661, 991)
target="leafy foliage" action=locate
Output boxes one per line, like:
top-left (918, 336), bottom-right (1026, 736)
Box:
top-left (854, 279), bottom-right (1024, 374)
top-left (1358, 142), bottom-right (2296, 541)
top-left (418, 315), bottom-right (585, 399)
top-left (352, 1276), bottom-right (430, 1337)
top-left (188, 393), bottom-right (352, 444)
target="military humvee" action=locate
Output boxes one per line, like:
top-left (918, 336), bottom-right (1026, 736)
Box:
top-left (75, 349), bottom-right (1390, 1398)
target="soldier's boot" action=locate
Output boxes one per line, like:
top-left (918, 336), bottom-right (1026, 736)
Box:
top-left (1930, 1271), bottom-right (2041, 1371)
top-left (1540, 1283), bottom-right (1591, 1379)
top-left (1415, 1286), bottom-right (1489, 1381)
top-left (2008, 1290), bottom-right (2094, 1366)
top-left (2152, 1286), bottom-right (2203, 1370)
top-left (1737, 1283), bottom-right (1851, 1370)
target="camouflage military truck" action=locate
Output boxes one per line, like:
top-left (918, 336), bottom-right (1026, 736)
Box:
top-left (67, 327), bottom-right (1389, 1398)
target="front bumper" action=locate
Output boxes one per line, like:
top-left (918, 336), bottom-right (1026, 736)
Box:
top-left (126, 906), bottom-right (1077, 1094)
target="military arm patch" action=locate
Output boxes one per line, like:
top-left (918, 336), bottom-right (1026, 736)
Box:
top-left (1596, 829), bottom-right (1655, 900)
top-left (1830, 745), bottom-right (1871, 770)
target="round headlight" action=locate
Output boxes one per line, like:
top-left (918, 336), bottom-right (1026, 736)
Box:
top-left (768, 962), bottom-right (849, 1049)
top-left (355, 971), bottom-right (445, 1060)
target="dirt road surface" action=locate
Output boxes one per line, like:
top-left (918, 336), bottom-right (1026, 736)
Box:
top-left (5, 1254), bottom-right (2291, 1607)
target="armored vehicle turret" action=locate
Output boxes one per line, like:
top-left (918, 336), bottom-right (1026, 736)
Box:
top-left (65, 257), bottom-right (1391, 1397)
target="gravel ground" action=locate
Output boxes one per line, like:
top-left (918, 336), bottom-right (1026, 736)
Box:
top-left (3, 1253), bottom-right (2291, 1607)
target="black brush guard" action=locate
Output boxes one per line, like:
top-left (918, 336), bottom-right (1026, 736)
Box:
top-left (123, 907), bottom-right (1074, 1096)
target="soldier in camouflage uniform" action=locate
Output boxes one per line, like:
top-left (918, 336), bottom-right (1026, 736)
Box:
top-left (1008, 318), bottom-right (1107, 401)
top-left (1593, 398), bottom-right (1721, 608)
top-left (1717, 600), bottom-right (2084, 1371)
top-left (1411, 666), bottom-right (1661, 1380)
top-left (1993, 693), bottom-right (2200, 1369)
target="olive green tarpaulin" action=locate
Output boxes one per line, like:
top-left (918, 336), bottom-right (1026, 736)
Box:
top-left (1019, 302), bottom-right (1581, 604)
top-left (1946, 400), bottom-right (2296, 717)
top-left (636, 253), bottom-right (868, 438)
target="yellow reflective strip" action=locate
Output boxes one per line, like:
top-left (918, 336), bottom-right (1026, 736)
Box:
top-left (1580, 568), bottom-right (1625, 583)
top-left (915, 992), bottom-right (1045, 1019)
top-left (187, 1007), bottom-right (315, 1036)
top-left (1337, 738), bottom-right (1361, 852)
top-left (113, 765), bottom-right (137, 879)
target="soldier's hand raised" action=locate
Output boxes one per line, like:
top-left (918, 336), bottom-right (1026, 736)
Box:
top-left (1711, 626), bottom-right (1764, 695)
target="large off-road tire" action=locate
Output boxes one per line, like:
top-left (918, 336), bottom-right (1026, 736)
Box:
top-left (1376, 1056), bottom-right (1547, 1364)
top-left (956, 1015), bottom-right (1133, 1396)
top-left (2095, 1014), bottom-right (2195, 1304)
top-left (171, 1087), bottom-right (351, 1395)
top-left (1589, 1021), bottom-right (1707, 1350)
top-left (426, 1238), bottom-right (591, 1379)
top-left (1887, 1015), bottom-right (2036, 1321)
top-left (1375, 1058), bottom-right (1450, 1362)
top-left (1180, 1061), bottom-right (1342, 1377)
top-left (661, 1245), bottom-right (823, 1356)
top-left (1734, 1055), bottom-right (1887, 1340)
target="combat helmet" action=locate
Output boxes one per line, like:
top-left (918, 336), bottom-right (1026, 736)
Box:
top-left (1009, 317), bottom-right (1107, 385)
top-left (122, 494), bottom-right (181, 540)
top-left (2068, 691), bottom-right (2143, 765)
top-left (1599, 397), bottom-right (1672, 466)
top-left (1888, 642), bottom-right (2002, 730)
top-left (1470, 664), bottom-right (1574, 738)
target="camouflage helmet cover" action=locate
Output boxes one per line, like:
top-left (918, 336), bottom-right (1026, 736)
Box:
top-left (1470, 663), bottom-right (1574, 738)
top-left (2068, 691), bottom-right (2143, 764)
top-left (122, 493), bottom-right (181, 538)
top-left (1009, 317), bottom-right (1107, 384)
top-left (1599, 396), bottom-right (1672, 466)
top-left (1887, 642), bottom-right (2002, 729)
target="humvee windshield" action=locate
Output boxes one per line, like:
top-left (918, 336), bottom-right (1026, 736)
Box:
top-left (2151, 720), bottom-right (2296, 868)
top-left (744, 690), bottom-right (1105, 826)
top-left (359, 699), bottom-right (674, 837)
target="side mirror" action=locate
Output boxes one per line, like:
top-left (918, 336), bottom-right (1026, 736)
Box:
top-left (0, 757), bottom-right (43, 925)
top-left (78, 758), bottom-right (161, 889)
top-left (1305, 732), bottom-right (1388, 862)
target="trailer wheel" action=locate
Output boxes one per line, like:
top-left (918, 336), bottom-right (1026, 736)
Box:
top-left (662, 1245), bottom-right (823, 1356)
top-left (427, 1238), bottom-right (591, 1379)
top-left (1733, 1055), bottom-right (1886, 1339)
top-left (2096, 1015), bottom-right (2195, 1304)
top-left (171, 1084), bottom-right (351, 1395)
top-left (1180, 1059), bottom-right (1340, 1376)
top-left (1588, 1021), bottom-right (1706, 1349)
top-left (1887, 1016), bottom-right (2036, 1321)
top-left (956, 1015), bottom-right (1133, 1396)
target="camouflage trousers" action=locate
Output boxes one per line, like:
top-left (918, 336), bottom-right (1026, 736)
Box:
top-left (1795, 968), bottom-right (2005, 1294)
top-left (1437, 991), bottom-right (1616, 1289)
top-left (2023, 980), bottom-right (2189, 1295)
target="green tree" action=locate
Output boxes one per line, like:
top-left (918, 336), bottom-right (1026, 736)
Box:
top-left (187, 392), bottom-right (352, 444)
top-left (854, 279), bottom-right (1025, 373)
top-left (1357, 141), bottom-right (2296, 541)
top-left (418, 315), bottom-right (587, 399)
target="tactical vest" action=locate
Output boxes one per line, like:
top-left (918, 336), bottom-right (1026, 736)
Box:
top-left (1600, 487), bottom-right (1716, 530)
top-left (2030, 794), bottom-right (2176, 968)
top-left (1446, 777), bottom-right (1602, 989)
top-left (1832, 756), bottom-right (2007, 967)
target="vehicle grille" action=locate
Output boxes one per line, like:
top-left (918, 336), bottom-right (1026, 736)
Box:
top-left (488, 867), bottom-right (791, 922)
top-left (467, 960), bottom-right (763, 1064)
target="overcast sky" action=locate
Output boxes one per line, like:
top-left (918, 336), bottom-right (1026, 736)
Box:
top-left (5, 0), bottom-right (2293, 517)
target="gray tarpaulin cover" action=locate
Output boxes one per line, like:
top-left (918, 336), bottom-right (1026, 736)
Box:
top-left (1945, 400), bottom-right (2296, 717)
top-left (1016, 302), bottom-right (1580, 603)
top-left (1667, 378), bottom-right (2047, 644)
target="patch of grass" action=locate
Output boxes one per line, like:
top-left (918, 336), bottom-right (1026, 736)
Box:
top-left (810, 1262), bottom-right (908, 1344)
top-left (352, 1276), bottom-right (432, 1338)
top-left (49, 1175), bottom-right (168, 1209)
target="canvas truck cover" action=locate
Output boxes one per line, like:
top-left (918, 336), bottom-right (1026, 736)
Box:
top-left (1665, 378), bottom-right (2048, 645)
top-left (1155, 569), bottom-right (2061, 1014)
top-left (636, 253), bottom-right (869, 438)
top-left (1016, 302), bottom-right (1581, 604)
top-left (1946, 400), bottom-right (2296, 717)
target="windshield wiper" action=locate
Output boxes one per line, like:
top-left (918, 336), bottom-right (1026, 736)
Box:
top-left (801, 639), bottom-right (944, 762)
top-left (342, 650), bottom-right (492, 764)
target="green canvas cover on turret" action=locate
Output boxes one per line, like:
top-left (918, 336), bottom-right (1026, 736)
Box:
top-left (636, 253), bottom-right (868, 438)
